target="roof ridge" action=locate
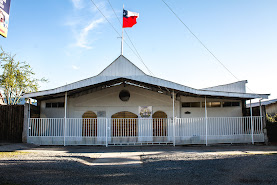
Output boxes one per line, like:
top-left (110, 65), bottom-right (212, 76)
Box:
top-left (98, 55), bottom-right (146, 76)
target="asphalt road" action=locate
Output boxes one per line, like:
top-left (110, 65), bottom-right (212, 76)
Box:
top-left (0, 144), bottom-right (277, 185)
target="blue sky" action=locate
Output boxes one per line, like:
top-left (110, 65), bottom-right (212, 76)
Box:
top-left (1, 0), bottom-right (277, 100)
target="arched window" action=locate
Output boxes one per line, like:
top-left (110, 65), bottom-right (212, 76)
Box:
top-left (152, 111), bottom-right (167, 137)
top-left (82, 111), bottom-right (97, 137)
top-left (111, 111), bottom-right (138, 137)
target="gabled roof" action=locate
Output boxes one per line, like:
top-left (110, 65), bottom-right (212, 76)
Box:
top-left (202, 80), bottom-right (247, 93)
top-left (98, 55), bottom-right (146, 76)
top-left (23, 55), bottom-right (269, 100)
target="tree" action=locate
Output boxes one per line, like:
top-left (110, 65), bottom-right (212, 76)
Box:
top-left (0, 48), bottom-right (47, 105)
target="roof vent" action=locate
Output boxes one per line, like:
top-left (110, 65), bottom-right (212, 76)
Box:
top-left (119, 90), bottom-right (130, 102)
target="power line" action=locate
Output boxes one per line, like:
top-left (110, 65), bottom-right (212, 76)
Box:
top-left (106, 0), bottom-right (155, 76)
top-left (91, 0), bottom-right (261, 97)
top-left (107, 1), bottom-right (141, 60)
top-left (90, 0), bottom-right (120, 36)
top-left (161, 0), bottom-right (262, 98)
top-left (103, 0), bottom-right (168, 92)
top-left (89, 0), bottom-right (145, 66)
top-left (162, 0), bottom-right (239, 81)
top-left (106, 0), bottom-right (142, 61)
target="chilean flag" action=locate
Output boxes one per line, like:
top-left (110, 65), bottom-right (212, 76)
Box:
top-left (123, 9), bottom-right (139, 28)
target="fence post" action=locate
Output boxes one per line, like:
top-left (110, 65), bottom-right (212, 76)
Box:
top-left (64, 92), bottom-right (67, 146)
top-left (172, 91), bottom-right (175, 147)
top-left (205, 96), bottom-right (208, 146)
top-left (27, 118), bottom-right (30, 137)
top-left (173, 117), bottom-right (176, 146)
top-left (28, 100), bottom-right (30, 139)
top-left (250, 99), bottom-right (254, 144)
top-left (64, 118), bottom-right (66, 146)
top-left (259, 99), bottom-right (263, 134)
top-left (22, 104), bottom-right (30, 143)
top-left (106, 118), bottom-right (108, 147)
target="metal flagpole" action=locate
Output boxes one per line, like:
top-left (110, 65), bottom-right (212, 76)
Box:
top-left (121, 4), bottom-right (124, 55)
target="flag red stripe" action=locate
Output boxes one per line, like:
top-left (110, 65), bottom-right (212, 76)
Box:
top-left (123, 16), bottom-right (138, 28)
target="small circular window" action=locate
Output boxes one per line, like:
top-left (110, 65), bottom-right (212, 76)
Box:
top-left (119, 90), bottom-right (130, 101)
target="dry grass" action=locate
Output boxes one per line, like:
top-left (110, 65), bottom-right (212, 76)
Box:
top-left (0, 151), bottom-right (29, 159)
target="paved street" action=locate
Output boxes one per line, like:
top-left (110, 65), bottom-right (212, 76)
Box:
top-left (0, 144), bottom-right (277, 185)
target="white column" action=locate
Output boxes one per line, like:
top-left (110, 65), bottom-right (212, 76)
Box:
top-left (250, 99), bottom-right (254, 144)
top-left (172, 91), bottom-right (175, 147)
top-left (64, 92), bottom-right (67, 146)
top-left (205, 96), bottom-right (208, 146)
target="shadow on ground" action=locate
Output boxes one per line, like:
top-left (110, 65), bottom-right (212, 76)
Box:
top-left (0, 148), bottom-right (277, 185)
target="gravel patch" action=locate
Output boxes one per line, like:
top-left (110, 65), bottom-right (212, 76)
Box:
top-left (141, 152), bottom-right (277, 184)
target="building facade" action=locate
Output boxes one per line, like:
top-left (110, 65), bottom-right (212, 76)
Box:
top-left (22, 55), bottom-right (269, 146)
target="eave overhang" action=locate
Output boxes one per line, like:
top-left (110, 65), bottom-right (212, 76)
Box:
top-left (23, 76), bottom-right (269, 101)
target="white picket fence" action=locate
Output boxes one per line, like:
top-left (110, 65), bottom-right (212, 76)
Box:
top-left (28, 117), bottom-right (264, 146)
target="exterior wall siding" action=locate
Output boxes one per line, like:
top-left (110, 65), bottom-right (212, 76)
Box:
top-left (266, 103), bottom-right (277, 115)
top-left (40, 98), bottom-right (65, 118)
top-left (180, 96), bottom-right (243, 118)
top-left (68, 85), bottom-right (177, 118)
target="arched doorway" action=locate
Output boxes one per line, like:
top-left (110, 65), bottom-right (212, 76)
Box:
top-left (82, 111), bottom-right (97, 137)
top-left (111, 111), bottom-right (138, 137)
top-left (152, 111), bottom-right (167, 137)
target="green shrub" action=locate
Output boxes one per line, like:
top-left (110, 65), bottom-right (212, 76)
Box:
top-left (266, 113), bottom-right (277, 123)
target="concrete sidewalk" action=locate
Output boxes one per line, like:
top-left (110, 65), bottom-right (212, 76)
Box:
top-left (1, 143), bottom-right (277, 167)
top-left (87, 152), bottom-right (145, 166)
top-left (1, 143), bottom-right (277, 153)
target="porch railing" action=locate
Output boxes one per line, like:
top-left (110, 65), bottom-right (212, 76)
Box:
top-left (28, 117), bottom-right (264, 146)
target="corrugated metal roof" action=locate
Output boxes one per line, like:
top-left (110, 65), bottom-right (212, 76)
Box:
top-left (22, 55), bottom-right (269, 100)
top-left (246, 99), bottom-right (277, 108)
top-left (98, 56), bottom-right (146, 76)
top-left (202, 80), bottom-right (247, 93)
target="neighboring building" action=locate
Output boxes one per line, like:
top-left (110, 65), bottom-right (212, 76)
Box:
top-left (0, 85), bottom-right (36, 105)
top-left (0, 92), bottom-right (5, 105)
top-left (247, 99), bottom-right (277, 116)
top-left (22, 55), bottom-right (269, 146)
top-left (0, 86), bottom-right (5, 105)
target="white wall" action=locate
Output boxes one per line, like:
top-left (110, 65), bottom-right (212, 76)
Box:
top-left (40, 84), bottom-right (243, 118)
top-left (40, 98), bottom-right (65, 118)
top-left (180, 96), bottom-right (243, 118)
top-left (69, 85), bottom-right (178, 118)
top-left (41, 84), bottom-right (178, 118)
top-left (266, 103), bottom-right (277, 115)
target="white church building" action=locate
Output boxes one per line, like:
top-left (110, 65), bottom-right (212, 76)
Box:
top-left (22, 55), bottom-right (269, 146)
